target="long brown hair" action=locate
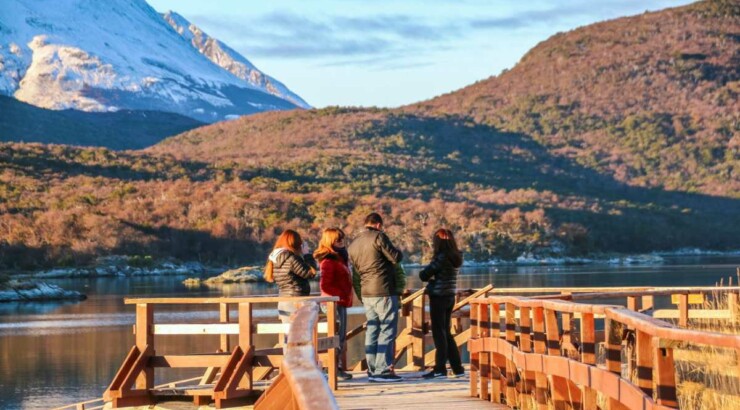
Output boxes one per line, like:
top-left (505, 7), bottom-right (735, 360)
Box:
top-left (264, 229), bottom-right (303, 282)
top-left (432, 228), bottom-right (463, 267)
top-left (313, 228), bottom-right (345, 261)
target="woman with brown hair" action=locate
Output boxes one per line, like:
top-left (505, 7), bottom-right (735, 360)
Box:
top-left (264, 229), bottom-right (317, 324)
top-left (419, 228), bottom-right (465, 379)
top-left (314, 228), bottom-right (354, 380)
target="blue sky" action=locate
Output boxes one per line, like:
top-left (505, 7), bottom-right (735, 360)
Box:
top-left (147, 0), bottom-right (693, 108)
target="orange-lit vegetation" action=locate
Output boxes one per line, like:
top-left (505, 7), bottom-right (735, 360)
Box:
top-left (1, 1), bottom-right (737, 269)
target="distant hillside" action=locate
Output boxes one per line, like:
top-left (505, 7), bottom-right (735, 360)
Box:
top-left (1, 1), bottom-right (738, 269)
top-left (0, 96), bottom-right (203, 150)
top-left (414, 0), bottom-right (739, 196)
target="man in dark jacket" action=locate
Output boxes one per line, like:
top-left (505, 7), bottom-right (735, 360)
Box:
top-left (348, 213), bottom-right (403, 382)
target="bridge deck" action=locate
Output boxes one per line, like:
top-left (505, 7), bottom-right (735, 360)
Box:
top-left (334, 369), bottom-right (507, 410)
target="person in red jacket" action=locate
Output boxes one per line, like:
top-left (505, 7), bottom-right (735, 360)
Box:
top-left (314, 228), bottom-right (353, 381)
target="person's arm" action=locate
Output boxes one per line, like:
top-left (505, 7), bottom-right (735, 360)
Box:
top-left (395, 263), bottom-right (406, 294)
top-left (419, 254), bottom-right (443, 282)
top-left (376, 232), bottom-right (403, 264)
top-left (351, 266), bottom-right (362, 303)
top-left (319, 260), bottom-right (341, 296)
top-left (289, 253), bottom-right (316, 279)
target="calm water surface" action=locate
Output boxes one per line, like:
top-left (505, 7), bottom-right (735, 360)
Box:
top-left (1, 256), bottom-right (738, 409)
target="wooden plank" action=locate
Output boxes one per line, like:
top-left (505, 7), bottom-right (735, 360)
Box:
top-left (635, 330), bottom-right (653, 397)
top-left (135, 304), bottom-right (153, 391)
top-left (653, 309), bottom-right (731, 320)
top-left (153, 323), bottom-right (239, 335)
top-left (238, 302), bottom-right (253, 391)
top-left (326, 301), bottom-right (338, 391)
top-left (677, 294), bottom-right (689, 327)
top-left (580, 313), bottom-right (597, 410)
top-left (470, 302), bottom-right (479, 399)
top-left (149, 354), bottom-right (230, 368)
top-left (411, 293), bottom-right (426, 370)
top-left (479, 303), bottom-right (491, 402)
top-left (652, 337), bottom-right (678, 407)
top-left (125, 295), bottom-right (339, 304)
top-left (670, 294), bottom-right (705, 305)
top-left (257, 322), bottom-right (329, 334)
top-left (220, 303), bottom-right (231, 352)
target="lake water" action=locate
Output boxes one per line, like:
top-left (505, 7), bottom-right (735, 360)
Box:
top-left (1, 256), bottom-right (738, 409)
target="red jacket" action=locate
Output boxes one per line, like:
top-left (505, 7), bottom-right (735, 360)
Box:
top-left (319, 255), bottom-right (353, 307)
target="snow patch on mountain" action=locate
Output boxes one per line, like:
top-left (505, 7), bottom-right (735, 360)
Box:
top-left (0, 0), bottom-right (308, 122)
top-left (162, 11), bottom-right (310, 109)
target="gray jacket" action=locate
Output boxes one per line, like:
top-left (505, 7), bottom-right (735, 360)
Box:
top-left (348, 227), bottom-right (403, 297)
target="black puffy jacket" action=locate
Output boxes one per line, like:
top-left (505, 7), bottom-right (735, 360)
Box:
top-left (270, 248), bottom-right (317, 297)
top-left (348, 227), bottom-right (403, 297)
top-left (419, 251), bottom-right (462, 297)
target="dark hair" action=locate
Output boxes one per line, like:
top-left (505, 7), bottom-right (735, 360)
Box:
top-left (364, 212), bottom-right (383, 226)
top-left (432, 228), bottom-right (463, 268)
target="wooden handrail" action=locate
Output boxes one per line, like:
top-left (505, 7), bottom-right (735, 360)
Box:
top-left (124, 295), bottom-right (339, 304)
top-left (255, 303), bottom-right (339, 410)
top-left (469, 291), bottom-right (740, 409)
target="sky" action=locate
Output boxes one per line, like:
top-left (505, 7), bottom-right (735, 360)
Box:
top-left (147, 0), bottom-right (693, 108)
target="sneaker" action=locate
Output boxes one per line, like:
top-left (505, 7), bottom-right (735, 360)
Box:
top-left (369, 373), bottom-right (403, 383)
top-left (449, 371), bottom-right (466, 379)
top-left (337, 370), bottom-right (353, 381)
top-left (422, 371), bottom-right (447, 379)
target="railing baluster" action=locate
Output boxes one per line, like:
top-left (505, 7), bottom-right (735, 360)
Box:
top-left (479, 302), bottom-right (491, 402)
top-left (652, 338), bottom-right (678, 407)
top-left (579, 313), bottom-right (597, 410)
top-left (532, 306), bottom-right (548, 410)
top-left (470, 301), bottom-right (479, 398)
top-left (519, 306), bottom-right (535, 410)
top-left (490, 301), bottom-right (503, 403)
top-left (505, 303), bottom-right (518, 406)
top-left (326, 300), bottom-right (338, 391)
top-left (238, 302), bottom-right (253, 391)
top-left (635, 330), bottom-right (653, 397)
top-left (135, 303), bottom-right (153, 390)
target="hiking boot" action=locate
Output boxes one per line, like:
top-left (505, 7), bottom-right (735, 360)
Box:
top-left (422, 371), bottom-right (447, 379)
top-left (337, 369), bottom-right (353, 381)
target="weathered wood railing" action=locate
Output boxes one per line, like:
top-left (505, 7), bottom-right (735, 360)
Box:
top-left (102, 295), bottom-right (339, 409)
top-left (254, 302), bottom-right (340, 410)
top-left (468, 293), bottom-right (740, 409)
top-left (347, 285), bottom-right (494, 371)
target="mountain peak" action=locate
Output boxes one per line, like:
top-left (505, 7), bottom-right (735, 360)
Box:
top-left (0, 0), bottom-right (308, 122)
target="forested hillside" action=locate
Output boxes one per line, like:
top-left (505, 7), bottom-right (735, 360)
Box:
top-left (1, 1), bottom-right (737, 269)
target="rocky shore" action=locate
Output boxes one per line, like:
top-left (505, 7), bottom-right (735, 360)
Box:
top-left (0, 280), bottom-right (86, 302)
top-left (183, 266), bottom-right (263, 287)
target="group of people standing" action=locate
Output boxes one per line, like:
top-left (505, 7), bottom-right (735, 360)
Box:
top-left (264, 212), bottom-right (464, 382)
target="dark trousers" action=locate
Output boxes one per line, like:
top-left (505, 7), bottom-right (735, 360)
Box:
top-left (429, 295), bottom-right (464, 373)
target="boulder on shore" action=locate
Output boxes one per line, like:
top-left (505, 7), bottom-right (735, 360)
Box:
top-left (0, 280), bottom-right (87, 302)
top-left (183, 266), bottom-right (263, 287)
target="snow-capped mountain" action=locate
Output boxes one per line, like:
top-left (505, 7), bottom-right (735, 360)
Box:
top-left (0, 0), bottom-right (309, 123)
top-left (162, 11), bottom-right (309, 110)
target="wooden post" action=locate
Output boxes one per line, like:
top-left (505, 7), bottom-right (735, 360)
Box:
top-left (326, 301), bottom-right (338, 391)
top-left (135, 303), bottom-right (153, 390)
top-left (520, 306), bottom-right (535, 410)
top-left (532, 307), bottom-right (548, 410)
top-left (627, 296), bottom-right (640, 312)
top-left (238, 302), bottom-right (253, 391)
top-left (470, 301), bottom-right (479, 398)
top-left (479, 302), bottom-right (491, 402)
top-left (220, 303), bottom-right (231, 352)
top-left (605, 318), bottom-right (623, 410)
top-left (411, 293), bottom-right (426, 370)
top-left (641, 295), bottom-right (654, 312)
top-left (652, 338), bottom-right (678, 407)
top-left (677, 294), bottom-right (689, 327)
top-left (490, 301), bottom-right (503, 403)
top-left (580, 313), bottom-right (597, 410)
top-left (505, 303), bottom-right (518, 406)
top-left (544, 309), bottom-right (570, 410)
top-left (635, 331), bottom-right (653, 397)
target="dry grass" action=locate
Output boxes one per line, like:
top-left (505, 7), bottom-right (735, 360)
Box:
top-left (674, 275), bottom-right (740, 410)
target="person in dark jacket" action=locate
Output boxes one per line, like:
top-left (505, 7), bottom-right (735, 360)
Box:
top-left (419, 228), bottom-right (465, 379)
top-left (348, 213), bottom-right (403, 382)
top-left (314, 228), bottom-right (354, 381)
top-left (264, 229), bottom-right (317, 324)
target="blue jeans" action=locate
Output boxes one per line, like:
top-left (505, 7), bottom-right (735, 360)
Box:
top-left (363, 296), bottom-right (399, 376)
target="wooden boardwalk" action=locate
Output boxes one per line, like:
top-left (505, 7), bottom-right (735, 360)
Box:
top-left (334, 370), bottom-right (506, 410)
